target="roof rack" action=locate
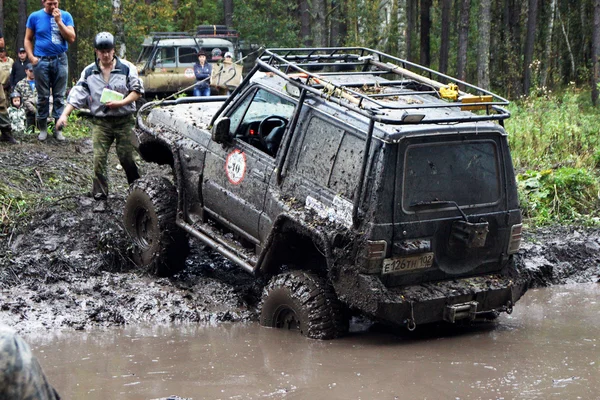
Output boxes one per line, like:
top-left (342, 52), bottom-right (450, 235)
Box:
top-left (255, 47), bottom-right (510, 125)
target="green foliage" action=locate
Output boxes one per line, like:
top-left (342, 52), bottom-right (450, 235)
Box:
top-left (517, 168), bottom-right (600, 226)
top-left (509, 86), bottom-right (600, 226)
top-left (233, 0), bottom-right (299, 47)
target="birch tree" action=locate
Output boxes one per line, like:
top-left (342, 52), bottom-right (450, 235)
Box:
top-left (113, 0), bottom-right (126, 58)
top-left (540, 0), bottom-right (556, 88)
top-left (224, 0), bottom-right (234, 27)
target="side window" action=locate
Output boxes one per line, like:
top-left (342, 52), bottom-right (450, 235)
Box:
top-left (296, 116), bottom-right (363, 199)
top-left (178, 47), bottom-right (197, 65)
top-left (155, 47), bottom-right (176, 67)
top-left (296, 116), bottom-right (344, 188)
top-left (226, 88), bottom-right (296, 157)
top-left (329, 132), bottom-right (364, 199)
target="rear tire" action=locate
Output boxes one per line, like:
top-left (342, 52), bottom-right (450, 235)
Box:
top-left (260, 271), bottom-right (348, 340)
top-left (123, 175), bottom-right (189, 276)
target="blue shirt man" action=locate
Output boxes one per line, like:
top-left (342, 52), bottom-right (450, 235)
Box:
top-left (24, 0), bottom-right (76, 142)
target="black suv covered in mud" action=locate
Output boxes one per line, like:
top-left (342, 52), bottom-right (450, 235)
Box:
top-left (125, 47), bottom-right (527, 339)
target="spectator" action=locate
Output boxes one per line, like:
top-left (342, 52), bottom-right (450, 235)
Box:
top-left (0, 324), bottom-right (60, 399)
top-left (8, 92), bottom-right (26, 134)
top-left (24, 0), bottom-right (76, 142)
top-left (15, 63), bottom-right (37, 133)
top-left (0, 38), bottom-right (16, 143)
top-left (56, 32), bottom-right (143, 203)
top-left (9, 48), bottom-right (29, 91)
top-left (193, 50), bottom-right (211, 97)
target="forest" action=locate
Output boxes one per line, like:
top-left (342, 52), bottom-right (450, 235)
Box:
top-left (1, 0), bottom-right (599, 103)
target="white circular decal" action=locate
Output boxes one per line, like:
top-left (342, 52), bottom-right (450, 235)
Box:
top-left (184, 68), bottom-right (195, 79)
top-left (225, 149), bottom-right (247, 185)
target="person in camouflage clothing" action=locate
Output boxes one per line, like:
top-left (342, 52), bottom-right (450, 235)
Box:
top-left (8, 92), bottom-right (26, 133)
top-left (15, 63), bottom-right (37, 133)
top-left (0, 43), bottom-right (16, 143)
top-left (0, 324), bottom-right (61, 399)
top-left (56, 32), bottom-right (143, 201)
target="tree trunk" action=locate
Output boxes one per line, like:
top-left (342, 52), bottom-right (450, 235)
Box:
top-left (112, 0), bottom-right (126, 59)
top-left (396, 0), bottom-right (407, 59)
top-left (540, 0), bottom-right (556, 88)
top-left (456, 0), bottom-right (470, 83)
top-left (419, 0), bottom-right (432, 66)
top-left (17, 0), bottom-right (27, 50)
top-left (558, 7), bottom-right (576, 81)
top-left (477, 0), bottom-right (491, 90)
top-left (593, 0), bottom-right (600, 105)
top-left (0, 0), bottom-right (4, 47)
top-left (224, 0), bottom-right (234, 27)
top-left (312, 0), bottom-right (328, 47)
top-left (523, 0), bottom-right (538, 95)
top-left (298, 0), bottom-right (311, 46)
top-left (439, 0), bottom-right (451, 74)
top-left (406, 0), bottom-right (416, 62)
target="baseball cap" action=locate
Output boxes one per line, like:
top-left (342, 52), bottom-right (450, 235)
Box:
top-left (25, 63), bottom-right (33, 70)
top-left (224, 52), bottom-right (233, 58)
top-left (18, 47), bottom-right (26, 53)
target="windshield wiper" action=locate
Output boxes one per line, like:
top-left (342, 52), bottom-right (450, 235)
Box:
top-left (410, 200), bottom-right (468, 222)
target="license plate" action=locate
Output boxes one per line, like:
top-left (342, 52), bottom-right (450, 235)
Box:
top-left (382, 252), bottom-right (434, 274)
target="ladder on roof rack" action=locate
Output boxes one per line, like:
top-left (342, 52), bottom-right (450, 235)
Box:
top-left (255, 47), bottom-right (510, 126)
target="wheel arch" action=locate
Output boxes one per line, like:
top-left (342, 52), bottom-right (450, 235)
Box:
top-left (256, 215), bottom-right (334, 277)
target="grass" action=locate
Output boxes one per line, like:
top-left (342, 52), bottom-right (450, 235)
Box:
top-left (506, 85), bottom-right (600, 226)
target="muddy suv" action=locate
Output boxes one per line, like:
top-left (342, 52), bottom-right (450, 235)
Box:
top-left (125, 47), bottom-right (527, 339)
top-left (136, 25), bottom-right (241, 98)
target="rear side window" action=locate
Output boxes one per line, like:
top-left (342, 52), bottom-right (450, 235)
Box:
top-left (179, 47), bottom-right (197, 65)
top-left (295, 116), bottom-right (363, 199)
top-left (402, 140), bottom-right (500, 210)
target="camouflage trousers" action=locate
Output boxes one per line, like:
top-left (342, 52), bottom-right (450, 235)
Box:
top-left (92, 114), bottom-right (140, 198)
top-left (0, 325), bottom-right (60, 400)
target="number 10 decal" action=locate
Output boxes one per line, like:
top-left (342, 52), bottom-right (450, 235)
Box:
top-left (225, 149), bottom-right (247, 185)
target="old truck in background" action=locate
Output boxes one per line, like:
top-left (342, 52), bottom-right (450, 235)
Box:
top-left (136, 25), bottom-right (243, 99)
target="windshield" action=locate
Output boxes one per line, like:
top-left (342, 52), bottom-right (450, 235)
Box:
top-left (401, 139), bottom-right (501, 212)
top-left (137, 46), bottom-right (153, 65)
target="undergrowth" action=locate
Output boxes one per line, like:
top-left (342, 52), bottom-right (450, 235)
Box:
top-left (507, 86), bottom-right (600, 226)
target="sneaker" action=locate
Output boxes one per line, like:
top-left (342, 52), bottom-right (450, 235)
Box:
top-left (38, 130), bottom-right (48, 141)
top-left (54, 130), bottom-right (65, 141)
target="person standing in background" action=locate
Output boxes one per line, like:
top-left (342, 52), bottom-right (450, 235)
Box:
top-left (24, 0), bottom-right (75, 142)
top-left (193, 50), bottom-right (212, 97)
top-left (0, 29), bottom-right (16, 144)
top-left (10, 48), bottom-right (29, 92)
top-left (15, 64), bottom-right (38, 133)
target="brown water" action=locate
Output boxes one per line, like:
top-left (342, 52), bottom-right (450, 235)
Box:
top-left (25, 284), bottom-right (600, 400)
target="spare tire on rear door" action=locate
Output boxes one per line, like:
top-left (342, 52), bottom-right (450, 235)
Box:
top-left (123, 175), bottom-right (189, 276)
top-left (260, 270), bottom-right (348, 340)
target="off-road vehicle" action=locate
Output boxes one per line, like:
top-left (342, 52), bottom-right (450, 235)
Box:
top-left (136, 25), bottom-right (242, 98)
top-left (125, 47), bottom-right (528, 339)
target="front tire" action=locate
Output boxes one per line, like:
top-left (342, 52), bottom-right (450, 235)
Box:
top-left (260, 271), bottom-right (348, 340)
top-left (123, 175), bottom-right (189, 276)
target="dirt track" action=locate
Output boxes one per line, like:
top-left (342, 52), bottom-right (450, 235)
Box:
top-left (0, 134), bottom-right (599, 333)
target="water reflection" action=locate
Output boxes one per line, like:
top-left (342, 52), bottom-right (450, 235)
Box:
top-left (25, 284), bottom-right (600, 399)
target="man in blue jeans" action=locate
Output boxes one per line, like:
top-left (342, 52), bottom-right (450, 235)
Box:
top-left (24, 0), bottom-right (75, 142)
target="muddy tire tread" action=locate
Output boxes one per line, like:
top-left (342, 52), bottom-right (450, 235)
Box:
top-left (260, 271), bottom-right (348, 340)
top-left (124, 175), bottom-right (189, 276)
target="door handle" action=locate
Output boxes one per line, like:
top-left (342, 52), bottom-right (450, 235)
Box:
top-left (251, 169), bottom-right (265, 180)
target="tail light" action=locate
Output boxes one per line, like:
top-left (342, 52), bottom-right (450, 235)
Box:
top-left (367, 240), bottom-right (387, 260)
top-left (507, 224), bottom-right (522, 254)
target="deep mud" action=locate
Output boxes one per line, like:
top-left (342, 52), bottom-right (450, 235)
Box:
top-left (1, 134), bottom-right (599, 333)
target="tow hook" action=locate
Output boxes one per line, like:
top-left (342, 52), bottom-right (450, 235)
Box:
top-left (405, 301), bottom-right (417, 331)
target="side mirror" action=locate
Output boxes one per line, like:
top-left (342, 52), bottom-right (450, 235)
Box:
top-left (211, 117), bottom-right (231, 144)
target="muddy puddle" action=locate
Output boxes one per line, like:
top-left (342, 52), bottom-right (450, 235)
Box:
top-left (22, 284), bottom-right (599, 400)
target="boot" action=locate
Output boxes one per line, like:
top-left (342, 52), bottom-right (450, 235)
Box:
top-left (37, 119), bottom-right (48, 141)
top-left (0, 128), bottom-right (17, 144)
top-left (54, 129), bottom-right (65, 141)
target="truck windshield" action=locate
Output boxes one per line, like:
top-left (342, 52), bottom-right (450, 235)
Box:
top-left (402, 139), bottom-right (501, 212)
